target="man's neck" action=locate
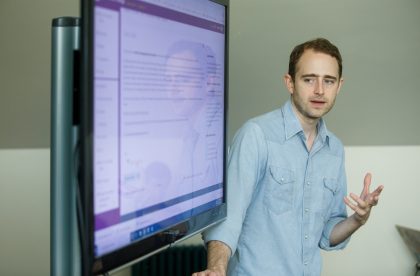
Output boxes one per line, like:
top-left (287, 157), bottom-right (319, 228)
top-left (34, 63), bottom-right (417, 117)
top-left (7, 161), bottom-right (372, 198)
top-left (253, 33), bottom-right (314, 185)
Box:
top-left (291, 103), bottom-right (319, 150)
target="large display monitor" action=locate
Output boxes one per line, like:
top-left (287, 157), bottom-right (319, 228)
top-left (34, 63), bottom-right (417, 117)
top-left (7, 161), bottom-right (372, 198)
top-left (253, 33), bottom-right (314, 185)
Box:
top-left (80, 0), bottom-right (229, 274)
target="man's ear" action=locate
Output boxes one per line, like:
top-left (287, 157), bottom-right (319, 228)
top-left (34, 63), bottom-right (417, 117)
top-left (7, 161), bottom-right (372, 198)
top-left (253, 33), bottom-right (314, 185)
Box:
top-left (284, 74), bottom-right (294, 95)
top-left (337, 78), bottom-right (344, 94)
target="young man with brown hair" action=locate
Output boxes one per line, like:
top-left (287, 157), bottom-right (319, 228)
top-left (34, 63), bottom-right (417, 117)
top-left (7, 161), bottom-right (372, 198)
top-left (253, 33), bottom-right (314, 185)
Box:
top-left (193, 38), bottom-right (383, 276)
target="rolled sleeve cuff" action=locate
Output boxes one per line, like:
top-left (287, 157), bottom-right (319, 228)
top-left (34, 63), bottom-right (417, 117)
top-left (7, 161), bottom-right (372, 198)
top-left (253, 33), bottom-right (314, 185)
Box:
top-left (319, 217), bottom-right (350, 251)
top-left (202, 224), bottom-right (238, 257)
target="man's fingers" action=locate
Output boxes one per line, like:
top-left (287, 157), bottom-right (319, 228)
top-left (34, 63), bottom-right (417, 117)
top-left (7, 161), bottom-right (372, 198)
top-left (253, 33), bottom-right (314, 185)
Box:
top-left (343, 197), bottom-right (356, 210)
top-left (372, 185), bottom-right (384, 197)
top-left (344, 196), bottom-right (367, 216)
top-left (192, 271), bottom-right (221, 276)
top-left (369, 194), bottom-right (381, 206)
top-left (345, 177), bottom-right (383, 225)
top-left (349, 193), bottom-right (368, 209)
top-left (361, 173), bottom-right (372, 198)
top-left (344, 197), bottom-right (362, 213)
top-left (366, 185), bottom-right (384, 206)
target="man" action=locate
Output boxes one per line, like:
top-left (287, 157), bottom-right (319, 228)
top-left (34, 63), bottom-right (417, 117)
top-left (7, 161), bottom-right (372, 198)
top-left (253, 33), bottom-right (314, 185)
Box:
top-left (192, 38), bottom-right (384, 276)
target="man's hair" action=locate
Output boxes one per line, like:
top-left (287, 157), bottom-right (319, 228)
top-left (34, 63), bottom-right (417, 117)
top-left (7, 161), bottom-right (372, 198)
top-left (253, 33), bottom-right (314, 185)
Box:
top-left (288, 38), bottom-right (342, 80)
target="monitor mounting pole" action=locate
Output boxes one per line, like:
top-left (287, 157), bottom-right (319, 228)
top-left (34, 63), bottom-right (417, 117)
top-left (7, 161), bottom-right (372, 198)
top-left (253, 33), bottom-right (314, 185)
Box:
top-left (50, 17), bottom-right (81, 276)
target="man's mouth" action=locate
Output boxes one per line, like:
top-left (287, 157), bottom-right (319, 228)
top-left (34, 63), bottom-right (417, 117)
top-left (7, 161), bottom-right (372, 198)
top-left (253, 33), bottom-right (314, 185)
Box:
top-left (310, 99), bottom-right (326, 107)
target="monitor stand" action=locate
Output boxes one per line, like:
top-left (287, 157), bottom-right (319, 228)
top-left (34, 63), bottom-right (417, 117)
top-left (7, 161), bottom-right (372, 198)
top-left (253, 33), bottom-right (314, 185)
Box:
top-left (50, 17), bottom-right (81, 276)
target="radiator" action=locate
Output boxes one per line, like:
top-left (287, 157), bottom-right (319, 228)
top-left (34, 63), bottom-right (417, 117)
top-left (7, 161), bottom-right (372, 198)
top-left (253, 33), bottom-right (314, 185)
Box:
top-left (132, 245), bottom-right (207, 276)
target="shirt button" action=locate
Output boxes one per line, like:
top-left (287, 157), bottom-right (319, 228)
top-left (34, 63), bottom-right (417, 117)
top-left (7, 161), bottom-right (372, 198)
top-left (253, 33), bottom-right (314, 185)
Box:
top-left (304, 261), bottom-right (308, 265)
top-left (306, 181), bottom-right (310, 186)
top-left (305, 208), bottom-right (309, 213)
top-left (304, 235), bottom-right (308, 239)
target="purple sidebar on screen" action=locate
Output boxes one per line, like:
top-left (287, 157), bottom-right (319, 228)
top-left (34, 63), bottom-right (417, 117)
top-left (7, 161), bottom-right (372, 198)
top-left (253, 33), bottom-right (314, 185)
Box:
top-left (95, 209), bottom-right (121, 230)
top-left (95, 0), bottom-right (122, 11)
top-left (96, 0), bottom-right (224, 34)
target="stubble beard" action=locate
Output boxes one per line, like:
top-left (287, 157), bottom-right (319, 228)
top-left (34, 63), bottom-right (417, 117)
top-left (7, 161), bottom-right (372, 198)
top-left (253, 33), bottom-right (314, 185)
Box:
top-left (292, 95), bottom-right (336, 121)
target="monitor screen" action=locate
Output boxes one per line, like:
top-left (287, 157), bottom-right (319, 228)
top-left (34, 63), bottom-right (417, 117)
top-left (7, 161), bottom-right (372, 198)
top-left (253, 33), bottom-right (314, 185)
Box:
top-left (80, 0), bottom-right (228, 274)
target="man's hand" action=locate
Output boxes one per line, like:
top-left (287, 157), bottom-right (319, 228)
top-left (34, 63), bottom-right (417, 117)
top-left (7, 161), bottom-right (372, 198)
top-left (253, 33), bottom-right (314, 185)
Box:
top-left (192, 240), bottom-right (230, 276)
top-left (344, 173), bottom-right (384, 225)
top-left (330, 172), bottom-right (384, 246)
top-left (192, 266), bottom-right (225, 276)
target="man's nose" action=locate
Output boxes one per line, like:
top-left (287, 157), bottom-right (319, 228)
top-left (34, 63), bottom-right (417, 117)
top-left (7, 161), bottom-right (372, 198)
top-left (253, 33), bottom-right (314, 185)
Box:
top-left (314, 79), bottom-right (325, 95)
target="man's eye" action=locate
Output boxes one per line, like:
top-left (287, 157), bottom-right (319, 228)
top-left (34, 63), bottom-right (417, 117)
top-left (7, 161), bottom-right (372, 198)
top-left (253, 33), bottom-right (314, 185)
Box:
top-left (324, 79), bottom-right (335, 85)
top-left (304, 78), bottom-right (314, 84)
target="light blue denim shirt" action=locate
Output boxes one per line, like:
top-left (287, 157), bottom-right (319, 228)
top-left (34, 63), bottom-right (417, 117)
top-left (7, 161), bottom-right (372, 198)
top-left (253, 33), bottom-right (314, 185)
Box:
top-left (203, 100), bottom-right (349, 276)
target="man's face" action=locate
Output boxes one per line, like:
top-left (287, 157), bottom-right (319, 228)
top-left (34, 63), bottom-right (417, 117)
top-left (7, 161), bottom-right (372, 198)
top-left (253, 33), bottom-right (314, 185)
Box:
top-left (284, 49), bottom-right (343, 121)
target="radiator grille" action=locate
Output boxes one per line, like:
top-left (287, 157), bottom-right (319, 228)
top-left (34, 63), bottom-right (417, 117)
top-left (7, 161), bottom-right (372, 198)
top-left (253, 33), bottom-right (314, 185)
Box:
top-left (132, 246), bottom-right (207, 276)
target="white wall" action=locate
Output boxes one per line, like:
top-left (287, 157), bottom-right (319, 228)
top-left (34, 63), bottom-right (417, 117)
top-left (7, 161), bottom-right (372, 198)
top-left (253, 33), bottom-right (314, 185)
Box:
top-left (0, 149), bottom-right (50, 275)
top-left (1, 147), bottom-right (418, 275)
top-left (0, 149), bottom-right (130, 276)
top-left (322, 146), bottom-right (420, 276)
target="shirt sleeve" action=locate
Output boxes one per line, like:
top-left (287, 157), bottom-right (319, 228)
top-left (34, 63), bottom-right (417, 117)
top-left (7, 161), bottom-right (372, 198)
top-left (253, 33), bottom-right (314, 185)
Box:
top-left (319, 148), bottom-right (350, 251)
top-left (203, 121), bottom-right (267, 255)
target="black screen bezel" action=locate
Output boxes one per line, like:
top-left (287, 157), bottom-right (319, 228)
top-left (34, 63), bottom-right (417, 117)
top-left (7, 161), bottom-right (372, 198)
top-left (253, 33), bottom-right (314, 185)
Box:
top-left (80, 0), bottom-right (229, 274)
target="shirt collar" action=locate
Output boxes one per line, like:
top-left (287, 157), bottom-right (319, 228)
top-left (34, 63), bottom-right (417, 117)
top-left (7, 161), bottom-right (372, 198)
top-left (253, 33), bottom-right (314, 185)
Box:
top-left (317, 116), bottom-right (330, 146)
top-left (281, 99), bottom-right (330, 146)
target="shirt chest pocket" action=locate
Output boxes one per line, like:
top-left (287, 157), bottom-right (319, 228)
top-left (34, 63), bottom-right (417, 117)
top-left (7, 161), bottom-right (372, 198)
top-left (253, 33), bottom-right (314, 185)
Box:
top-left (319, 178), bottom-right (338, 219)
top-left (263, 166), bottom-right (295, 215)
